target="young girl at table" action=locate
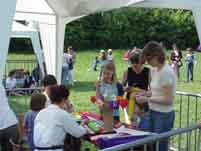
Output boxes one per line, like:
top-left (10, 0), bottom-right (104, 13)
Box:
top-left (96, 62), bottom-right (123, 131)
top-left (24, 93), bottom-right (46, 151)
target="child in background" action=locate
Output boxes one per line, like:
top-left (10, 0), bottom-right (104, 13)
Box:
top-left (107, 49), bottom-right (113, 61)
top-left (24, 93), bottom-right (46, 151)
top-left (96, 62), bottom-right (123, 131)
top-left (92, 56), bottom-right (99, 71)
top-left (98, 50), bottom-right (109, 80)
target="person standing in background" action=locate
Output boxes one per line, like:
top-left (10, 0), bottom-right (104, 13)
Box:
top-left (170, 44), bottom-right (183, 79)
top-left (92, 56), bottom-right (99, 71)
top-left (98, 50), bottom-right (109, 80)
top-left (185, 48), bottom-right (196, 82)
top-left (107, 49), bottom-right (113, 61)
top-left (61, 48), bottom-right (70, 86)
top-left (67, 46), bottom-right (76, 85)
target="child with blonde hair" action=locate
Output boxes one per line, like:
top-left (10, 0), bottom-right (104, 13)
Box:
top-left (96, 62), bottom-right (123, 131)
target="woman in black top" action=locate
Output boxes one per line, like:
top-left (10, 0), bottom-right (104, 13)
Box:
top-left (122, 50), bottom-right (150, 129)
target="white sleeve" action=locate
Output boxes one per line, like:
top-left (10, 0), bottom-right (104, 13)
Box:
top-left (62, 112), bottom-right (86, 138)
top-left (160, 70), bottom-right (175, 87)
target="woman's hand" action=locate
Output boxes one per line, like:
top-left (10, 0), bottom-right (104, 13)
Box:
top-left (135, 95), bottom-right (149, 104)
top-left (136, 90), bottom-right (152, 97)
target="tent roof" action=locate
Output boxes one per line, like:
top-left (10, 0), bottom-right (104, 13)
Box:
top-left (45, 0), bottom-right (144, 17)
top-left (12, 21), bottom-right (37, 32)
top-left (14, 0), bottom-right (201, 24)
top-left (16, 0), bottom-right (54, 15)
top-left (15, 0), bottom-right (144, 23)
top-left (15, 0), bottom-right (55, 24)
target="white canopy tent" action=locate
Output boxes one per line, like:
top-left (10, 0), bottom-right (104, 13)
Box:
top-left (14, 0), bottom-right (145, 83)
top-left (1, 0), bottom-right (201, 85)
top-left (11, 21), bottom-right (45, 76)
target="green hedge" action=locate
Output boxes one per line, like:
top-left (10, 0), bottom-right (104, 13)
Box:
top-left (65, 8), bottom-right (198, 50)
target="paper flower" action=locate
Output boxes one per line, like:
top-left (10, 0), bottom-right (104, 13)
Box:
top-left (116, 96), bottom-right (128, 108)
top-left (90, 96), bottom-right (97, 103)
top-left (119, 99), bottom-right (128, 108)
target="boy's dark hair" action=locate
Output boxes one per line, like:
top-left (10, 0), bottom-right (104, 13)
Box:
top-left (48, 85), bottom-right (70, 104)
top-left (42, 74), bottom-right (57, 87)
top-left (30, 93), bottom-right (46, 111)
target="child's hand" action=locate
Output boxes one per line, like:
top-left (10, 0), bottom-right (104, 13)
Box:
top-left (123, 86), bottom-right (130, 92)
top-left (96, 99), bottom-right (104, 107)
top-left (95, 80), bottom-right (101, 88)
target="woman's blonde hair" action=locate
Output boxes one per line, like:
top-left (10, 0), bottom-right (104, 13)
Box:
top-left (102, 62), bottom-right (117, 84)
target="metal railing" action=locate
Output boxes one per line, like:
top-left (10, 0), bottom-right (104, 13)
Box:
top-left (7, 87), bottom-right (42, 113)
top-left (100, 124), bottom-right (201, 151)
top-left (5, 59), bottom-right (37, 76)
top-left (100, 91), bottom-right (201, 151)
top-left (175, 91), bottom-right (201, 128)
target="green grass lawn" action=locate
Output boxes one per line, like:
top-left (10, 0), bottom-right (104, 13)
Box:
top-left (7, 50), bottom-right (201, 150)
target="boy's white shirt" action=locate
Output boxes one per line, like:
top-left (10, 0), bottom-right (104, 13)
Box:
top-left (34, 104), bottom-right (86, 151)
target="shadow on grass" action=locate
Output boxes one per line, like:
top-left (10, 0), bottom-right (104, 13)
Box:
top-left (70, 81), bottom-right (95, 92)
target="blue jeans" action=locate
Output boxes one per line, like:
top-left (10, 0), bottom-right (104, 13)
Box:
top-left (149, 110), bottom-right (175, 151)
top-left (138, 112), bottom-right (150, 131)
top-left (186, 62), bottom-right (194, 82)
top-left (61, 66), bottom-right (69, 85)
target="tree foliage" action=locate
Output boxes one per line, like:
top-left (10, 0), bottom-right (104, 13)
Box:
top-left (65, 8), bottom-right (198, 50)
